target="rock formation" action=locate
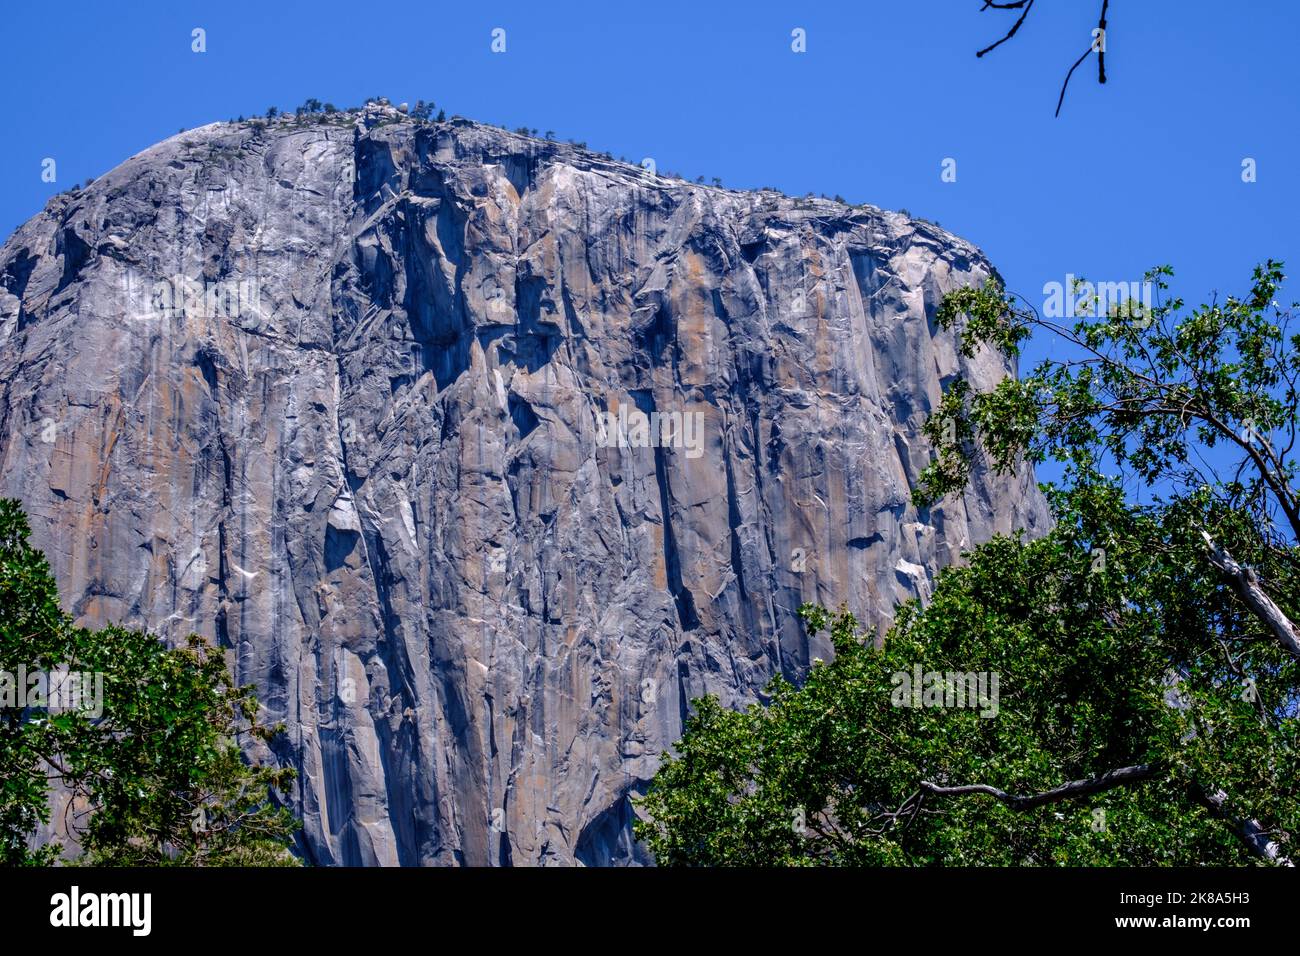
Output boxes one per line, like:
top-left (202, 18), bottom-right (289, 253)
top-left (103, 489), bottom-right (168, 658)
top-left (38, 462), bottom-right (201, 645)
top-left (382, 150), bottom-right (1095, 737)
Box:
top-left (0, 101), bottom-right (1046, 865)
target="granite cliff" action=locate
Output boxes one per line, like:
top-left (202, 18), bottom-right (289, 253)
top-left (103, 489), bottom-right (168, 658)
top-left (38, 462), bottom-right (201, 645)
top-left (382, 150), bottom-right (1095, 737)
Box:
top-left (0, 101), bottom-right (1046, 865)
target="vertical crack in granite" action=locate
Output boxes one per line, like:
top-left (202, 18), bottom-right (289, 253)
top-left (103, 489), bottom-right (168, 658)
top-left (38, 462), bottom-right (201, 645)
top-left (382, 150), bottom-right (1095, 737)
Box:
top-left (0, 102), bottom-right (1047, 865)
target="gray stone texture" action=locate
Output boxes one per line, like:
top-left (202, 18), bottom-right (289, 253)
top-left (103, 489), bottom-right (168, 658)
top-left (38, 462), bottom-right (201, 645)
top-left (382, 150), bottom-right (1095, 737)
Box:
top-left (0, 103), bottom-right (1046, 865)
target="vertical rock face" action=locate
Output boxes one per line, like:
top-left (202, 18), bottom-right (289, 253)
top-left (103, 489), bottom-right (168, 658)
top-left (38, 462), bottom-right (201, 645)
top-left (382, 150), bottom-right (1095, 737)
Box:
top-left (0, 103), bottom-right (1045, 865)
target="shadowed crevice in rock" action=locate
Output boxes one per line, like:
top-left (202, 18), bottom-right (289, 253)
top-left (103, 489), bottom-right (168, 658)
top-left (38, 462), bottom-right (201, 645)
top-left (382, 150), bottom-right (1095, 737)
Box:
top-left (575, 784), bottom-right (653, 867)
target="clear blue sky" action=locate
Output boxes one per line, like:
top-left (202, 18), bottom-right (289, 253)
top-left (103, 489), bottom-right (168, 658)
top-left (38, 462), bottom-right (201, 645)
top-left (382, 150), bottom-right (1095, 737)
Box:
top-left (2, 0), bottom-right (1296, 371)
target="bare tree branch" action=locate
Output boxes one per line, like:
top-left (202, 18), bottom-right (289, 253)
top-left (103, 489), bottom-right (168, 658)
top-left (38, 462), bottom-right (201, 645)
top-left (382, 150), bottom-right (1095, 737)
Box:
top-left (920, 763), bottom-right (1159, 810)
top-left (1097, 0), bottom-right (1109, 84)
top-left (976, 0), bottom-right (1111, 116)
top-left (1055, 46), bottom-right (1094, 118)
top-left (1194, 787), bottom-right (1293, 866)
top-left (1201, 531), bottom-right (1300, 659)
top-left (977, 0), bottom-right (1035, 59)
top-left (921, 767), bottom-right (1292, 865)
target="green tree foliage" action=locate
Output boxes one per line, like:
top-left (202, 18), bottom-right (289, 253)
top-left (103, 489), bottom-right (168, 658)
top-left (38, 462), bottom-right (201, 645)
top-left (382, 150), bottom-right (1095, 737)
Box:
top-left (0, 500), bottom-right (75, 864)
top-left (0, 500), bottom-right (299, 865)
top-left (637, 264), bottom-right (1299, 865)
